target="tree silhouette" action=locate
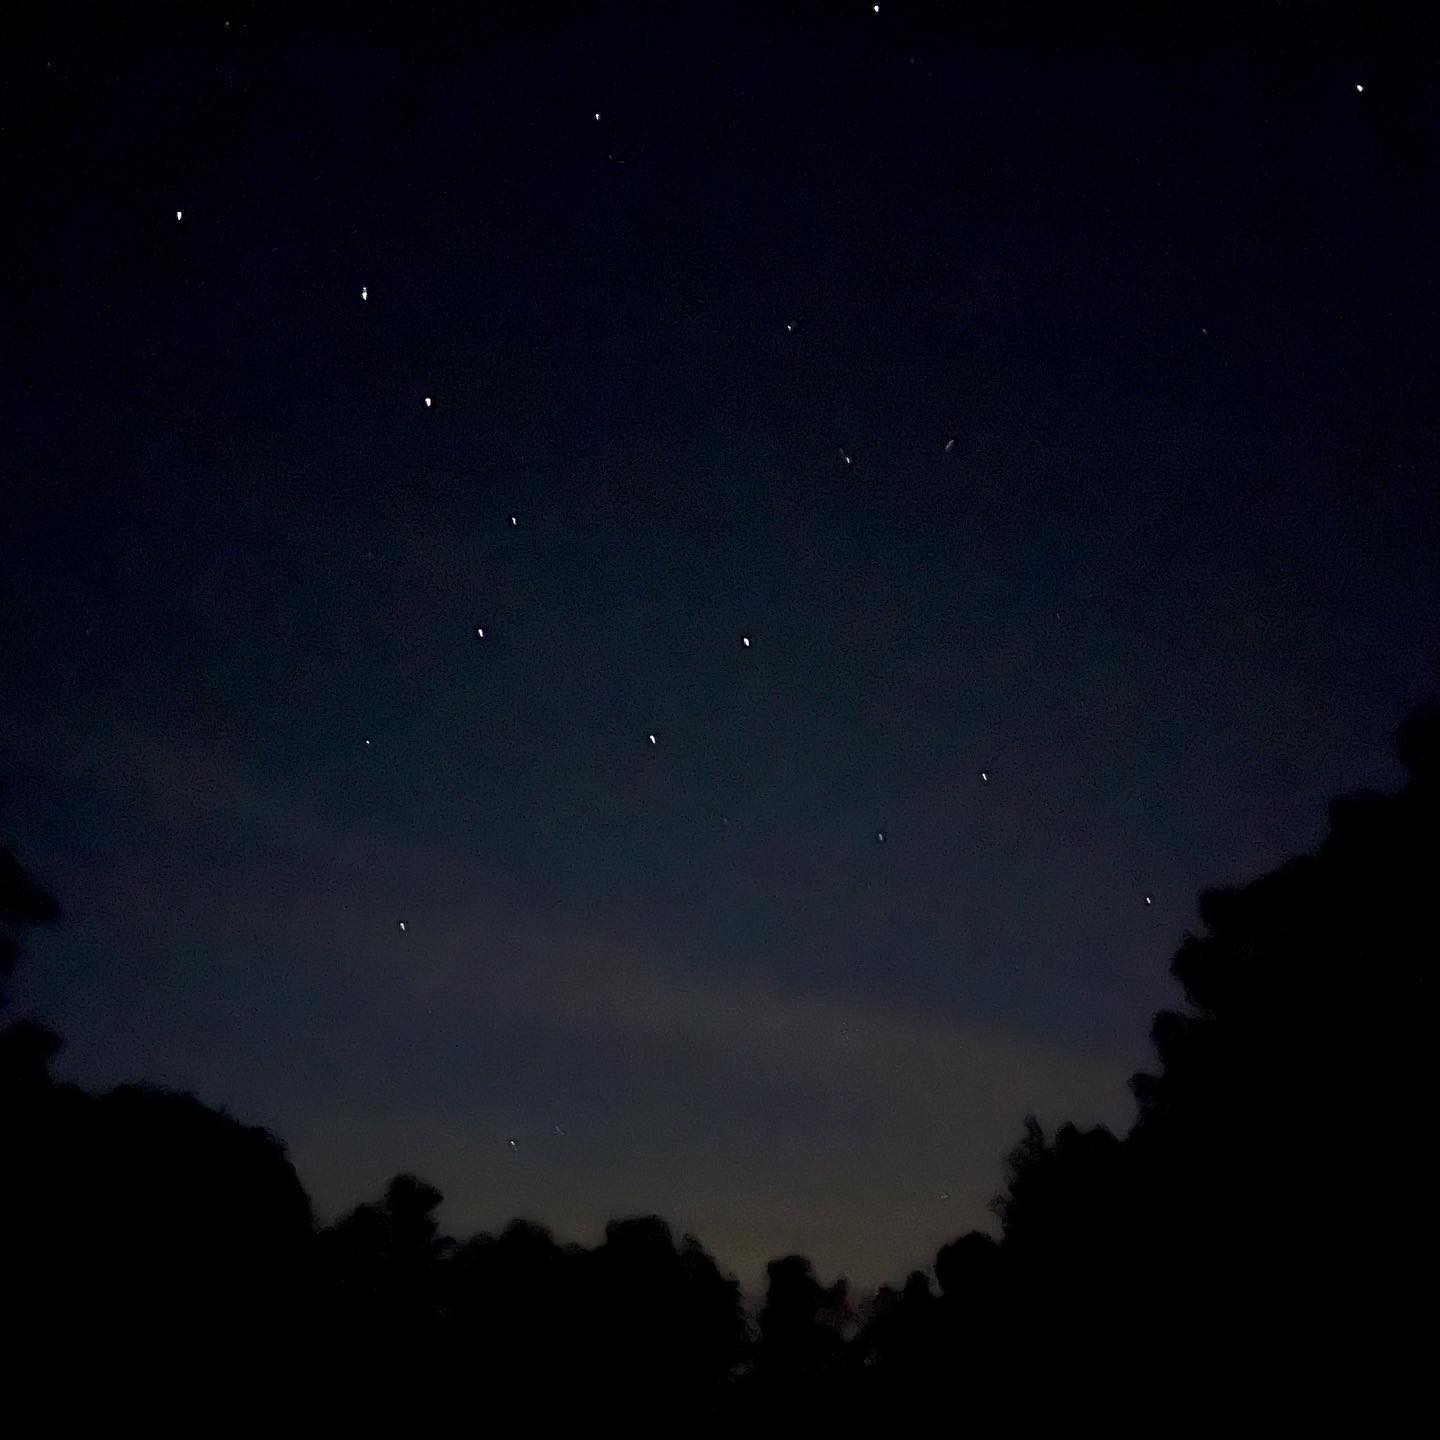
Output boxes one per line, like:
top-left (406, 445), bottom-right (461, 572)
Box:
top-left (426, 1214), bottom-right (588, 1412)
top-left (1, 793), bottom-right (318, 1409)
top-left (0, 824), bottom-right (60, 989)
top-left (2, 699), bottom-right (1435, 1419)
top-left (742, 1252), bottom-right (855, 1417)
top-left (0, 785), bottom-right (62, 1086)
top-left (976, 697), bottom-right (1440, 1418)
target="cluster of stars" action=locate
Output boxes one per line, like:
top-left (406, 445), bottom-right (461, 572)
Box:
top-left (290, 168), bottom-right (1170, 946)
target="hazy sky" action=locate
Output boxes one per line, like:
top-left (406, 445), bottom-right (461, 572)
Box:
top-left (4, 5), bottom-right (1436, 1294)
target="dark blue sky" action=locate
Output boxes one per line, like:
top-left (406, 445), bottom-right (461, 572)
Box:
top-left (4, 3), bottom-right (1437, 1293)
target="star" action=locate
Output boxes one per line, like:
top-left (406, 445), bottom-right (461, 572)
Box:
top-left (424, 397), bottom-right (432, 407)
top-left (786, 322), bottom-right (794, 332)
top-left (742, 635), bottom-right (751, 647)
top-left (361, 285), bottom-right (368, 302)
top-left (508, 1137), bottom-right (518, 1152)
top-left (980, 771), bottom-right (989, 782)
top-left (510, 515), bottom-right (517, 526)
top-left (649, 733), bottom-right (657, 745)
top-left (1145, 895), bottom-right (1153, 906)
top-left (476, 626), bottom-right (485, 638)
top-left (397, 920), bottom-right (407, 934)
top-left (945, 438), bottom-right (955, 452)
top-left (175, 210), bottom-right (183, 222)
top-left (363, 737), bottom-right (372, 748)
top-left (877, 830), bottom-right (885, 842)
top-left (873, 4), bottom-right (880, 11)
top-left (594, 111), bottom-right (601, 121)
top-left (1355, 83), bottom-right (1364, 93)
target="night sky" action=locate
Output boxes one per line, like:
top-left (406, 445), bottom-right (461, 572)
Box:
top-left (4, 3), bottom-right (1437, 1295)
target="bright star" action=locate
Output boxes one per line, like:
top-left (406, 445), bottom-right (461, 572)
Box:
top-left (649, 734), bottom-right (657, 744)
top-left (361, 285), bottom-right (368, 302)
top-left (175, 210), bottom-right (183, 222)
top-left (476, 627), bottom-right (485, 638)
top-left (742, 636), bottom-right (751, 647)
top-left (980, 771), bottom-right (989, 782)
top-left (398, 920), bottom-right (407, 934)
top-left (424, 397), bottom-right (432, 407)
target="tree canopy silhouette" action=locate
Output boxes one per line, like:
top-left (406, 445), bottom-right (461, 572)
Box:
top-left (1, 699), bottom-right (1434, 1419)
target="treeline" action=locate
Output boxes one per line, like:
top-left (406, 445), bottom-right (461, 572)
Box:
top-left (2, 701), bottom-right (1434, 1422)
